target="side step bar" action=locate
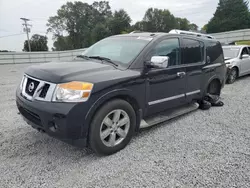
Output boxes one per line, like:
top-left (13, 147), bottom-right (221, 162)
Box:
top-left (139, 102), bottom-right (199, 129)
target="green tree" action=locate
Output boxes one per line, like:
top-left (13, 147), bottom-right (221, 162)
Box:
top-left (202, 24), bottom-right (208, 32)
top-left (47, 1), bottom-right (132, 49)
top-left (188, 23), bottom-right (199, 31)
top-left (52, 36), bottom-right (74, 51)
top-left (91, 23), bottom-right (110, 43)
top-left (141, 8), bottom-right (177, 32)
top-left (206, 0), bottom-right (250, 33)
top-left (132, 8), bottom-right (198, 32)
top-left (108, 9), bottom-right (132, 35)
top-left (47, 2), bottom-right (97, 49)
top-left (132, 21), bottom-right (146, 31)
top-left (23, 34), bottom-right (48, 52)
top-left (176, 18), bottom-right (189, 30)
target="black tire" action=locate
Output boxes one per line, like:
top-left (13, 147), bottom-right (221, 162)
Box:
top-left (89, 99), bottom-right (136, 155)
top-left (227, 67), bottom-right (238, 84)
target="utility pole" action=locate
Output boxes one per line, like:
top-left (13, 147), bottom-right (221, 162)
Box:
top-left (20, 18), bottom-right (32, 52)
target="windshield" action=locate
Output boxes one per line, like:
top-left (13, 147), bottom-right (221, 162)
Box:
top-left (222, 47), bottom-right (240, 59)
top-left (82, 37), bottom-right (152, 65)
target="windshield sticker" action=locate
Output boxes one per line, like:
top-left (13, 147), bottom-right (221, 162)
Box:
top-left (136, 37), bottom-right (153, 41)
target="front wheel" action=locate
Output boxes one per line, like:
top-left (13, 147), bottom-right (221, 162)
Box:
top-left (89, 99), bottom-right (136, 155)
top-left (227, 67), bottom-right (238, 84)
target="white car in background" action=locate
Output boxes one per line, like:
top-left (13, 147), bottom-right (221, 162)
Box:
top-left (223, 45), bottom-right (250, 84)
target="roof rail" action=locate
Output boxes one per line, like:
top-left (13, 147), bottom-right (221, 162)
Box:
top-left (169, 29), bottom-right (215, 39)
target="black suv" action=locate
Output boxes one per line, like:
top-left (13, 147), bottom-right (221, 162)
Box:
top-left (16, 32), bottom-right (226, 155)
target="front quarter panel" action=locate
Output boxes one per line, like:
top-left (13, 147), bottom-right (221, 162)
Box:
top-left (80, 73), bottom-right (146, 139)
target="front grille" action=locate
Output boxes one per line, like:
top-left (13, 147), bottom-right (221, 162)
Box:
top-left (21, 75), bottom-right (56, 101)
top-left (39, 84), bottom-right (50, 98)
top-left (25, 78), bottom-right (40, 96)
top-left (18, 105), bottom-right (42, 127)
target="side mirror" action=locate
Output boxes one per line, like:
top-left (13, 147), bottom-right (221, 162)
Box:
top-left (149, 56), bottom-right (169, 69)
top-left (242, 54), bottom-right (250, 59)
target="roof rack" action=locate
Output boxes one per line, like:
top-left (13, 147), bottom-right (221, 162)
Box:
top-left (169, 29), bottom-right (215, 39)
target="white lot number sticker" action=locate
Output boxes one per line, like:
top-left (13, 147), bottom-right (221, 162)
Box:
top-left (137, 37), bottom-right (153, 41)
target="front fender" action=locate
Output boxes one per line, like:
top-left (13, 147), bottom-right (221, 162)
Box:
top-left (82, 89), bottom-right (143, 139)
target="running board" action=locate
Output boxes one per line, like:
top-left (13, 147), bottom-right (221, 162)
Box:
top-left (140, 102), bottom-right (199, 129)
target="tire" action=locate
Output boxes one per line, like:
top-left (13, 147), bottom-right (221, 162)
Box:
top-left (227, 67), bottom-right (238, 84)
top-left (89, 99), bottom-right (136, 155)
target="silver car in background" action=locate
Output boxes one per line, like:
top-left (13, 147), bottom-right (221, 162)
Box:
top-left (223, 45), bottom-right (250, 84)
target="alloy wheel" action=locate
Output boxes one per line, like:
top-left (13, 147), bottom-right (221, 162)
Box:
top-left (100, 109), bottom-right (130, 147)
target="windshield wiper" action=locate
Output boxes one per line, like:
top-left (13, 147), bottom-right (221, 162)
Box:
top-left (89, 56), bottom-right (118, 67)
top-left (76, 55), bottom-right (90, 60)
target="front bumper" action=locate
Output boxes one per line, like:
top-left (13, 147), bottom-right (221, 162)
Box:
top-left (16, 89), bottom-right (89, 147)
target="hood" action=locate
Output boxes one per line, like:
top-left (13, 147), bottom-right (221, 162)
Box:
top-left (25, 60), bottom-right (119, 83)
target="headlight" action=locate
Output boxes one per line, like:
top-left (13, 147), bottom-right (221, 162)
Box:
top-left (53, 81), bottom-right (93, 102)
top-left (226, 61), bottom-right (235, 68)
top-left (19, 76), bottom-right (25, 90)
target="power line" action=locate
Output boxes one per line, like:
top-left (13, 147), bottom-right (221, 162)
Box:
top-left (0, 33), bottom-right (25, 38)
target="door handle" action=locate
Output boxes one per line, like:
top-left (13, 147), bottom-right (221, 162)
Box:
top-left (177, 72), bottom-right (186, 77)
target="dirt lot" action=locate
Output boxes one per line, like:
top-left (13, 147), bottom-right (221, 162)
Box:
top-left (1, 63), bottom-right (250, 188)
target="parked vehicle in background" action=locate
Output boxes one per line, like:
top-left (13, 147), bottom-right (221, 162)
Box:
top-left (223, 45), bottom-right (250, 84)
top-left (16, 30), bottom-right (227, 155)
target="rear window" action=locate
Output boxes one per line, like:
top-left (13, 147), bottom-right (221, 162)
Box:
top-left (206, 41), bottom-right (224, 63)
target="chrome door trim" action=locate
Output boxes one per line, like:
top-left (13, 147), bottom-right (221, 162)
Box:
top-left (148, 90), bottom-right (201, 106)
top-left (148, 94), bottom-right (185, 106)
top-left (186, 90), bottom-right (200, 96)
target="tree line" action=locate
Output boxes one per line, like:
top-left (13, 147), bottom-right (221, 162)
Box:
top-left (46, 1), bottom-right (198, 51)
top-left (22, 0), bottom-right (250, 52)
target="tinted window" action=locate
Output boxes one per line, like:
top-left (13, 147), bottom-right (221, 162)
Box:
top-left (182, 39), bottom-right (204, 64)
top-left (150, 38), bottom-right (180, 66)
top-left (241, 47), bottom-right (249, 55)
top-left (207, 41), bottom-right (224, 63)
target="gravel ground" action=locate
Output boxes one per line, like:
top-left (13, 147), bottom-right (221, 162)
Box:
top-left (1, 63), bottom-right (250, 188)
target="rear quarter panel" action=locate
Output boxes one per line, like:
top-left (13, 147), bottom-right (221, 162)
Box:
top-left (202, 40), bottom-right (226, 95)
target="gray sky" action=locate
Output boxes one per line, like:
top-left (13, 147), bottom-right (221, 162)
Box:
top-left (0, 0), bottom-right (218, 51)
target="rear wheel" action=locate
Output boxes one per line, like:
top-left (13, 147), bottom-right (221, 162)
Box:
top-left (227, 67), bottom-right (238, 84)
top-left (89, 99), bottom-right (136, 155)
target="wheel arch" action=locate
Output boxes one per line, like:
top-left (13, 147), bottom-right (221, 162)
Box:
top-left (204, 76), bottom-right (222, 96)
top-left (232, 66), bottom-right (240, 77)
top-left (85, 89), bottom-right (142, 142)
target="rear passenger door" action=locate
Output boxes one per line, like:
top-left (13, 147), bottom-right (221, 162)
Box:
top-left (181, 38), bottom-right (205, 102)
